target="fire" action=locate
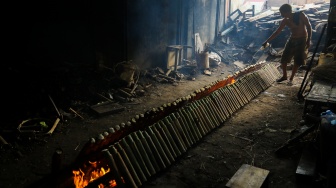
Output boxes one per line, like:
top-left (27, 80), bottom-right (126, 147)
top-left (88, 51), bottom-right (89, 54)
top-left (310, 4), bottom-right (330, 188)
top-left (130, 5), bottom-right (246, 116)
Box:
top-left (72, 161), bottom-right (117, 188)
top-left (230, 78), bottom-right (236, 84)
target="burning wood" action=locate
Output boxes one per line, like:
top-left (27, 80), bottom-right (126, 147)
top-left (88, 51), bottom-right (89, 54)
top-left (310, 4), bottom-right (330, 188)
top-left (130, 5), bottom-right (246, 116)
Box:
top-left (72, 160), bottom-right (112, 188)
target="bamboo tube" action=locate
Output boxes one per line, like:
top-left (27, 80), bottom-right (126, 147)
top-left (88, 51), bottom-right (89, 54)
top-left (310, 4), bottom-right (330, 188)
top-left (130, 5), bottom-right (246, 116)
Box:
top-left (185, 107), bottom-right (203, 140)
top-left (230, 84), bottom-right (245, 108)
top-left (263, 67), bottom-right (275, 86)
top-left (236, 79), bottom-right (252, 103)
top-left (207, 95), bottom-right (226, 124)
top-left (217, 88), bottom-right (234, 115)
top-left (254, 71), bottom-right (268, 90)
top-left (151, 125), bottom-right (175, 162)
top-left (136, 131), bottom-right (161, 172)
top-left (190, 102), bottom-right (210, 133)
top-left (125, 135), bottom-right (151, 178)
top-left (250, 72), bottom-right (264, 92)
top-left (199, 99), bottom-right (219, 127)
top-left (234, 79), bottom-right (250, 102)
top-left (114, 141), bottom-right (142, 187)
top-left (232, 83), bottom-right (248, 105)
top-left (162, 119), bottom-right (185, 154)
top-left (120, 138), bottom-right (147, 182)
top-left (227, 85), bottom-right (242, 110)
top-left (180, 108), bottom-right (199, 142)
top-left (142, 130), bottom-right (168, 169)
top-left (131, 132), bottom-right (156, 176)
top-left (186, 106), bottom-right (206, 136)
top-left (101, 149), bottom-right (125, 188)
top-left (154, 122), bottom-right (177, 159)
top-left (247, 74), bottom-right (259, 96)
top-left (158, 121), bottom-right (182, 157)
top-left (185, 107), bottom-right (203, 138)
top-left (205, 97), bottom-right (223, 126)
top-left (145, 126), bottom-right (171, 166)
top-left (164, 116), bottom-right (187, 151)
top-left (201, 97), bottom-right (220, 127)
top-left (253, 71), bottom-right (265, 93)
top-left (210, 91), bottom-right (227, 121)
top-left (223, 86), bottom-right (239, 112)
top-left (169, 113), bottom-right (191, 148)
top-left (194, 100), bottom-right (215, 130)
top-left (176, 110), bottom-right (195, 145)
top-left (212, 91), bottom-right (230, 120)
top-left (241, 77), bottom-right (255, 99)
top-left (220, 87), bottom-right (238, 113)
top-left (109, 145), bottom-right (137, 188)
top-left (174, 111), bottom-right (194, 146)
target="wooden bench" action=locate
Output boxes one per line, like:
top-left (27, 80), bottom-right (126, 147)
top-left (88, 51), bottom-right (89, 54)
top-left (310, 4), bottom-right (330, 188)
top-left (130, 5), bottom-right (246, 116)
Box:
top-left (226, 164), bottom-right (270, 188)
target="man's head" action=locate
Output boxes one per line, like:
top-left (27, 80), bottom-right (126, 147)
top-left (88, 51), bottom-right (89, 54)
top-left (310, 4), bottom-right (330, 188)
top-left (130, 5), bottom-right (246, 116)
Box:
top-left (279, 4), bottom-right (292, 18)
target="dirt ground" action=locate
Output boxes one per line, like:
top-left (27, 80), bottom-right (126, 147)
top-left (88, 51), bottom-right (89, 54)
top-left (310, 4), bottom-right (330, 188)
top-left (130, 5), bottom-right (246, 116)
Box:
top-left (1, 56), bottom-right (325, 188)
top-left (141, 68), bottom-right (310, 188)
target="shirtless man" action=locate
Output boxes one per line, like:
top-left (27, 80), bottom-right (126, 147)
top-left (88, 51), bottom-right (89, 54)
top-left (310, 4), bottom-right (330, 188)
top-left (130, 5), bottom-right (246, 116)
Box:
top-left (262, 4), bottom-right (312, 86)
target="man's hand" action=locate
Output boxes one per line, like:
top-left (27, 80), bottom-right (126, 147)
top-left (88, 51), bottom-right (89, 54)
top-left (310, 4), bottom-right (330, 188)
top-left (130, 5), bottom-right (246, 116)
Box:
top-left (262, 42), bottom-right (268, 47)
top-left (261, 42), bottom-right (269, 49)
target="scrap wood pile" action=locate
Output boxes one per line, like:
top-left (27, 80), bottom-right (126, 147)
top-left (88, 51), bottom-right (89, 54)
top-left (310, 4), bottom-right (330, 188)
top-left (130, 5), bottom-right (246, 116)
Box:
top-left (214, 2), bottom-right (331, 64)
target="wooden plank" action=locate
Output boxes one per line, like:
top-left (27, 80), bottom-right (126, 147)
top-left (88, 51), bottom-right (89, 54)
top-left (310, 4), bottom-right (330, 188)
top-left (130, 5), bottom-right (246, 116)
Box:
top-left (90, 102), bottom-right (126, 116)
top-left (247, 10), bottom-right (275, 22)
top-left (296, 147), bottom-right (317, 177)
top-left (226, 164), bottom-right (269, 188)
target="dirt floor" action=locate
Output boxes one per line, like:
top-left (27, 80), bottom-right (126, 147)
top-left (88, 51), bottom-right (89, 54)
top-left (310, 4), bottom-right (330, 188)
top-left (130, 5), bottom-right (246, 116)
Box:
top-left (1, 56), bottom-right (327, 188)
top-left (141, 68), bottom-right (310, 188)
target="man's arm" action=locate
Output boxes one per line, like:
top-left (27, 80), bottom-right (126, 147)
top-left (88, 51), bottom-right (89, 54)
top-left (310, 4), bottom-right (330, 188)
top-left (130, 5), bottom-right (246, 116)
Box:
top-left (262, 19), bottom-right (287, 46)
top-left (301, 12), bottom-right (312, 48)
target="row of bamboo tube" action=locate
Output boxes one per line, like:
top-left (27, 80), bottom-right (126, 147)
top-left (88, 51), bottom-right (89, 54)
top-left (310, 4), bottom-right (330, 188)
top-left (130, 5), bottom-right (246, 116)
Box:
top-left (83, 62), bottom-right (281, 187)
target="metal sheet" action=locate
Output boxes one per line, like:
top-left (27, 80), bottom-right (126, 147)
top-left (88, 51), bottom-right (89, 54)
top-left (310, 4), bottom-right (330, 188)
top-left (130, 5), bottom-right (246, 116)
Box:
top-left (306, 80), bottom-right (335, 102)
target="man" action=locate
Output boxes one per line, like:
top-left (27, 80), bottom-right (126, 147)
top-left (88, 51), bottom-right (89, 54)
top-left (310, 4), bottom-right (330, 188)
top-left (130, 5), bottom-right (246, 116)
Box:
top-left (262, 4), bottom-right (312, 86)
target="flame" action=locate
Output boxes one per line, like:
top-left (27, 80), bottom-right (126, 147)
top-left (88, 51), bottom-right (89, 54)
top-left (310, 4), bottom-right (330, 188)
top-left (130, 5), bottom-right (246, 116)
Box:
top-left (73, 161), bottom-right (116, 188)
top-left (230, 78), bottom-right (236, 84)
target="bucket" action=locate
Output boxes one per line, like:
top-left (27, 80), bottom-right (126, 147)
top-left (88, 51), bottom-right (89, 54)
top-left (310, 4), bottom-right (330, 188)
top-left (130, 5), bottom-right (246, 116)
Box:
top-left (199, 51), bottom-right (209, 69)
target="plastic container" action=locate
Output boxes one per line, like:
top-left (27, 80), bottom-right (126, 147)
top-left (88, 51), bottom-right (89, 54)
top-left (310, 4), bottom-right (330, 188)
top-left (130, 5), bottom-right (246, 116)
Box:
top-left (320, 110), bottom-right (336, 126)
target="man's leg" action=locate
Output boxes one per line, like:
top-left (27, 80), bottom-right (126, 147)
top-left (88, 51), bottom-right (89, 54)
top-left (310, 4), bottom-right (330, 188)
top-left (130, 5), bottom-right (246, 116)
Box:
top-left (277, 39), bottom-right (292, 82)
top-left (289, 64), bottom-right (298, 81)
top-left (287, 63), bottom-right (298, 86)
top-left (276, 63), bottom-right (288, 82)
top-left (289, 37), bottom-right (308, 85)
top-left (281, 63), bottom-right (288, 79)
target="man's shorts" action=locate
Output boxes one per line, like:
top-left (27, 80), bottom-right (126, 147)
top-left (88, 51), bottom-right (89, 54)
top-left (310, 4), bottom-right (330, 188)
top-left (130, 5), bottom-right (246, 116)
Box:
top-left (280, 37), bottom-right (308, 66)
